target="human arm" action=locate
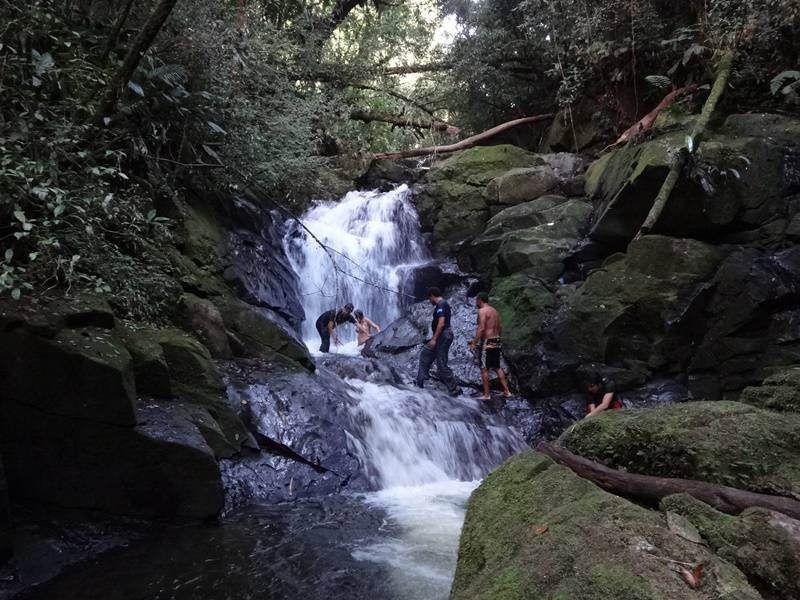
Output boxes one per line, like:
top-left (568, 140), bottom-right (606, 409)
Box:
top-left (367, 318), bottom-right (380, 333)
top-left (328, 321), bottom-right (340, 345)
top-left (469, 310), bottom-right (486, 349)
top-left (587, 392), bottom-right (615, 416)
top-left (427, 316), bottom-right (445, 349)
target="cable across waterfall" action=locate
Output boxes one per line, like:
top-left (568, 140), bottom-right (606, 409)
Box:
top-left (284, 185), bottom-right (428, 347)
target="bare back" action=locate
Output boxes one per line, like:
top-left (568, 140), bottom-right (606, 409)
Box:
top-left (478, 304), bottom-right (502, 339)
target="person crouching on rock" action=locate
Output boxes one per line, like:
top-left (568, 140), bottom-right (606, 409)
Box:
top-left (468, 292), bottom-right (512, 401)
top-left (584, 371), bottom-right (623, 417)
top-left (354, 309), bottom-right (380, 346)
top-left (415, 287), bottom-right (461, 396)
top-left (315, 303), bottom-right (356, 353)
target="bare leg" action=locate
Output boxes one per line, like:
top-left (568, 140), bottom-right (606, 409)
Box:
top-left (496, 368), bottom-right (512, 397)
top-left (480, 369), bottom-right (491, 400)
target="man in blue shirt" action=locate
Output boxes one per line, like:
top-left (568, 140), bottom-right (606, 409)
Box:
top-left (415, 287), bottom-right (460, 396)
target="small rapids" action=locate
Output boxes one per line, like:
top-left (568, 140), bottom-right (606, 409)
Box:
top-left (287, 187), bottom-right (527, 598)
top-left (21, 186), bottom-right (528, 600)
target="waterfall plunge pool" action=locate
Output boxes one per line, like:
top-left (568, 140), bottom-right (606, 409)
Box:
top-left (18, 186), bottom-right (528, 600)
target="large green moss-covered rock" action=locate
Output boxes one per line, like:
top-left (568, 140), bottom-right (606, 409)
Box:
top-left (586, 114), bottom-right (800, 246)
top-left (216, 299), bottom-right (313, 370)
top-left (494, 199), bottom-right (593, 279)
top-left (560, 401), bottom-right (800, 497)
top-left (451, 451), bottom-right (759, 600)
top-left (415, 145), bottom-right (542, 255)
top-left (484, 166), bottom-right (558, 207)
top-left (661, 493), bottom-right (800, 598)
top-left (122, 326), bottom-right (256, 457)
top-left (0, 302), bottom-right (136, 426)
top-left (740, 366), bottom-right (800, 412)
top-left (555, 235), bottom-right (723, 367)
top-left (492, 275), bottom-right (557, 356)
top-left (462, 196), bottom-right (591, 278)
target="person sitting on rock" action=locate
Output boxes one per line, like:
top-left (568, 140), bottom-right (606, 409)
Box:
top-left (584, 372), bottom-right (623, 417)
top-left (468, 292), bottom-right (512, 401)
top-left (415, 287), bottom-right (461, 396)
top-left (315, 303), bottom-right (356, 353)
top-left (354, 309), bottom-right (380, 346)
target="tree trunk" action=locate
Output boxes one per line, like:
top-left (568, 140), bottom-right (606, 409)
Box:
top-left (349, 109), bottom-right (456, 133)
top-left (634, 50), bottom-right (735, 240)
top-left (100, 0), bottom-right (136, 65)
top-left (537, 442), bottom-right (800, 520)
top-left (96, 0), bottom-right (179, 121)
top-left (373, 113), bottom-right (555, 160)
top-left (613, 84), bottom-right (698, 146)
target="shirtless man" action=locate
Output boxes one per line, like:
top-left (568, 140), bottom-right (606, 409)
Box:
top-left (468, 292), bottom-right (512, 400)
top-left (354, 309), bottom-right (380, 346)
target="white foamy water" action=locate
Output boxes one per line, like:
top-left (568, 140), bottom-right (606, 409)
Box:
top-left (284, 185), bottom-right (427, 347)
top-left (287, 187), bottom-right (526, 599)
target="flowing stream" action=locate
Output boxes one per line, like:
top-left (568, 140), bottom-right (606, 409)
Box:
top-left (21, 187), bottom-right (527, 600)
top-left (285, 188), bottom-right (527, 598)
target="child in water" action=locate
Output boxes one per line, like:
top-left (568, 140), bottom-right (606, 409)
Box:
top-left (354, 310), bottom-right (380, 346)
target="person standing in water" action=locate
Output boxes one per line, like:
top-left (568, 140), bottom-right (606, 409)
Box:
top-left (315, 303), bottom-right (356, 353)
top-left (416, 287), bottom-right (460, 396)
top-left (354, 309), bottom-right (380, 346)
top-left (468, 292), bottom-right (512, 401)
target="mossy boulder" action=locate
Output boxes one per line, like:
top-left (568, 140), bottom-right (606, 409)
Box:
top-left (451, 451), bottom-right (759, 600)
top-left (484, 166), bottom-right (558, 207)
top-left (181, 293), bottom-right (232, 359)
top-left (661, 493), bottom-right (800, 598)
top-left (463, 196), bottom-right (590, 277)
top-left (560, 401), bottom-right (800, 497)
top-left (122, 326), bottom-right (256, 456)
top-left (0, 301), bottom-right (136, 426)
top-left (216, 299), bottom-right (313, 370)
top-left (492, 275), bottom-right (557, 356)
top-left (123, 327), bottom-right (226, 407)
top-left (415, 145), bottom-right (541, 255)
top-left (586, 114), bottom-right (800, 246)
top-left (494, 199), bottom-right (593, 279)
top-left (555, 235), bottom-right (723, 367)
top-left (739, 366), bottom-right (800, 412)
top-left (179, 202), bottom-right (226, 271)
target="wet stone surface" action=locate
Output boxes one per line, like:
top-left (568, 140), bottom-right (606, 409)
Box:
top-left (15, 495), bottom-right (394, 600)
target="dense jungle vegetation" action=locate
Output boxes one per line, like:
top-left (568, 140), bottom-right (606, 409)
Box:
top-left (0, 0), bottom-right (798, 309)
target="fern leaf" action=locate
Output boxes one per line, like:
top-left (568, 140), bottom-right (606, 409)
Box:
top-left (645, 75), bottom-right (672, 89)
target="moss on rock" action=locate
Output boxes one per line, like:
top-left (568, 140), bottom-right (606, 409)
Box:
top-left (661, 494), bottom-right (800, 598)
top-left (492, 275), bottom-right (557, 355)
top-left (560, 401), bottom-right (800, 497)
top-left (740, 366), bottom-right (800, 412)
top-left (451, 451), bottom-right (759, 600)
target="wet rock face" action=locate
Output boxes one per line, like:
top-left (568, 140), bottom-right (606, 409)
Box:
top-left (587, 114), bottom-right (800, 248)
top-left (0, 299), bottom-right (228, 520)
top-left (222, 360), bottom-right (369, 507)
top-left (412, 145), bottom-right (588, 257)
top-left (452, 451), bottom-right (760, 600)
top-left (225, 198), bottom-right (305, 329)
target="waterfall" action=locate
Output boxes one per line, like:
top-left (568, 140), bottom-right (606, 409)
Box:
top-left (284, 185), bottom-right (428, 347)
top-left (285, 185), bottom-right (527, 599)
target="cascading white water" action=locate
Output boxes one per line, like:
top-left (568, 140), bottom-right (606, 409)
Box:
top-left (286, 186), bottom-right (527, 599)
top-left (284, 185), bottom-right (427, 349)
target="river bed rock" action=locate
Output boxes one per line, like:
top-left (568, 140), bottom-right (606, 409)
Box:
top-left (452, 451), bottom-right (759, 600)
top-left (559, 401), bottom-right (800, 497)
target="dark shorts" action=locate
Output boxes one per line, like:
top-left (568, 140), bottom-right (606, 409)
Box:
top-left (479, 337), bottom-right (502, 370)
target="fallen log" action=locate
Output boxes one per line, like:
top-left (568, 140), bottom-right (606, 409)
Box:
top-left (613, 84), bottom-right (698, 146)
top-left (634, 50), bottom-right (735, 240)
top-left (349, 109), bottom-right (457, 133)
top-left (537, 441), bottom-right (800, 521)
top-left (373, 113), bottom-right (555, 160)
